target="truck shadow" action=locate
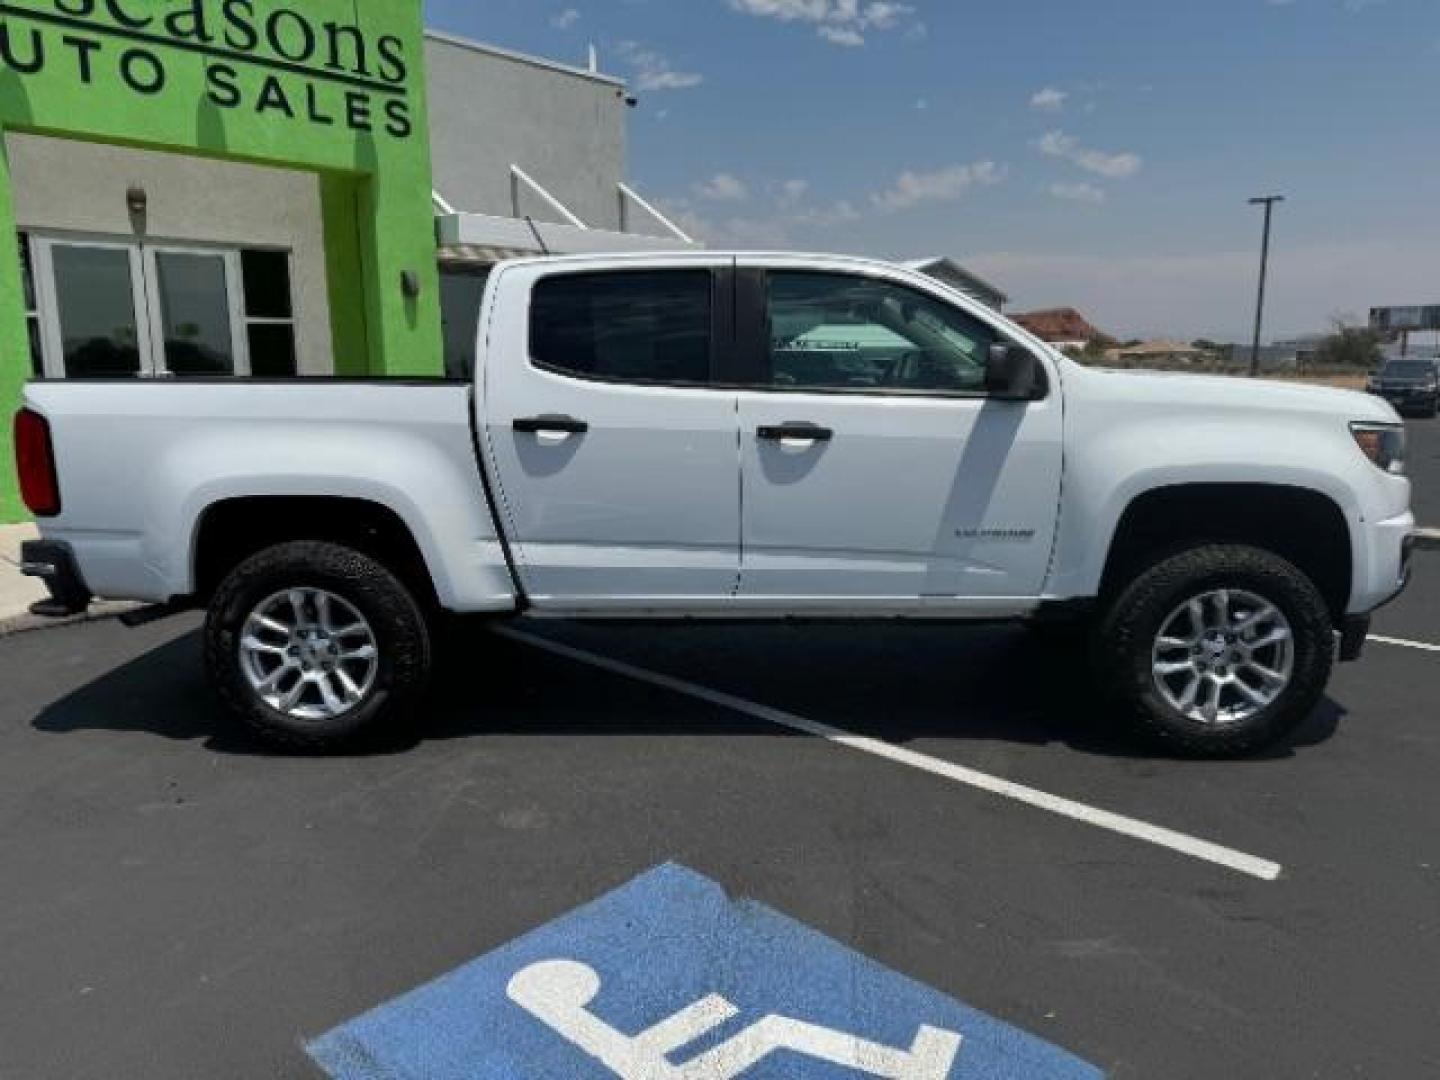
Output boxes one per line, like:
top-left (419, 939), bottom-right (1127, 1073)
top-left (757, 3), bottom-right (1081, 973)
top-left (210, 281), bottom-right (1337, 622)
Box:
top-left (32, 620), bottom-right (1343, 761)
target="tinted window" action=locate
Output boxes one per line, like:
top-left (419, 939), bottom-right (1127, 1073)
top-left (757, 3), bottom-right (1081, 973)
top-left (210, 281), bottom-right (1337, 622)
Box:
top-left (240, 248), bottom-right (297, 377)
top-left (765, 271), bottom-right (1005, 394)
top-left (1381, 360), bottom-right (1433, 378)
top-left (247, 323), bottom-right (299, 378)
top-left (18, 233), bottom-right (41, 375)
top-left (241, 249), bottom-right (294, 319)
top-left (153, 251), bottom-right (236, 377)
top-left (531, 270), bottom-right (712, 385)
top-left (440, 264), bottom-right (490, 380)
top-left (51, 245), bottom-right (142, 378)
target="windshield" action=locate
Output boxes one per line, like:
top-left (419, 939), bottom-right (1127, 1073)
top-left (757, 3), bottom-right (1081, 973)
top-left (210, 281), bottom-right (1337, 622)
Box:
top-left (1380, 360), bottom-right (1434, 378)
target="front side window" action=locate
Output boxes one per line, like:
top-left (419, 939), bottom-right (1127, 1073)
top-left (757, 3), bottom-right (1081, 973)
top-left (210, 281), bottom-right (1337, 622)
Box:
top-left (765, 271), bottom-right (1005, 394)
top-left (530, 270), bottom-right (712, 385)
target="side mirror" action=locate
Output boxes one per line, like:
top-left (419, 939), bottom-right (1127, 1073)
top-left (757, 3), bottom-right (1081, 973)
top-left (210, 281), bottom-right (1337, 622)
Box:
top-left (986, 343), bottom-right (1044, 401)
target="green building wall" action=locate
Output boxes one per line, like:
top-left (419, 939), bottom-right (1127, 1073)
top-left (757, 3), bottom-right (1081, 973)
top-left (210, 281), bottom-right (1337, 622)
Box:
top-left (0, 0), bottom-right (444, 520)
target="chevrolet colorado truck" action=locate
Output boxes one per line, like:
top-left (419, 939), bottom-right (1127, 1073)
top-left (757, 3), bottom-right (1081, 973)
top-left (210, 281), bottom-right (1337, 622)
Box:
top-left (14, 253), bottom-right (1415, 755)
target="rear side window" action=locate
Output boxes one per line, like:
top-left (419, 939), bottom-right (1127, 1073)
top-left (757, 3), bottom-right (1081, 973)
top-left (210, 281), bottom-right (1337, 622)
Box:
top-left (530, 270), bottom-right (713, 385)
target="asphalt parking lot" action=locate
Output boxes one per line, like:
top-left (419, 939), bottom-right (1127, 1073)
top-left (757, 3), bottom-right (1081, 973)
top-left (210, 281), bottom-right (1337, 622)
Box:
top-left (1403, 411), bottom-right (1440, 526)
top-left (2, 414), bottom-right (1437, 1080)
top-left (1, 539), bottom-right (1438, 1078)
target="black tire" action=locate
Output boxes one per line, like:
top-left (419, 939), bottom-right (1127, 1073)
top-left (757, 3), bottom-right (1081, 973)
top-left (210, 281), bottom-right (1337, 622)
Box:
top-left (1096, 544), bottom-right (1333, 757)
top-left (204, 541), bottom-right (432, 751)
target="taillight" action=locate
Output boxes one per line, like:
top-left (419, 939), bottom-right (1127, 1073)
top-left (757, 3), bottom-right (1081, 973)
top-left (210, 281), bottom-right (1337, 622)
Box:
top-left (14, 409), bottom-right (60, 516)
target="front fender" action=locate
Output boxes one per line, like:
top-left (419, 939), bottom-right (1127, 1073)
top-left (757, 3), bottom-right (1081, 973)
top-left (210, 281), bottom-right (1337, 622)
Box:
top-left (1047, 413), bottom-right (1371, 602)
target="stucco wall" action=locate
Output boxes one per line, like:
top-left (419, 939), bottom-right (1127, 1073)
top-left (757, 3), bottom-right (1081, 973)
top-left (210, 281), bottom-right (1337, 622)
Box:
top-left (425, 34), bottom-right (628, 230)
top-left (7, 133), bottom-right (335, 375)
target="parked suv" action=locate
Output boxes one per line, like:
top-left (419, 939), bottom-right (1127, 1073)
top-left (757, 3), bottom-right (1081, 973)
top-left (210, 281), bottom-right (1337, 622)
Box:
top-left (1367, 358), bottom-right (1440, 417)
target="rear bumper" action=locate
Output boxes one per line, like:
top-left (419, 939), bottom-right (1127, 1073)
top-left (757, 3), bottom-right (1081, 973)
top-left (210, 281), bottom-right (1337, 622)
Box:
top-left (20, 540), bottom-right (92, 618)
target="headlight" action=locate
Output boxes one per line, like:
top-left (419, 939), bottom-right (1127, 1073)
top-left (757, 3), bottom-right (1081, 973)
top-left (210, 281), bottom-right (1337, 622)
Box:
top-left (1351, 422), bottom-right (1406, 475)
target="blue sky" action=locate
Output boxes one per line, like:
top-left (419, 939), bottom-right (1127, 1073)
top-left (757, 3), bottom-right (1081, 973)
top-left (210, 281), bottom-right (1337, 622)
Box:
top-left (424, 0), bottom-right (1440, 341)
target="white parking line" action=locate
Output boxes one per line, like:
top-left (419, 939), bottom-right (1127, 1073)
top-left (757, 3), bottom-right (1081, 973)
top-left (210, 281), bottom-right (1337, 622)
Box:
top-left (497, 627), bottom-right (1283, 883)
top-left (1369, 634), bottom-right (1440, 654)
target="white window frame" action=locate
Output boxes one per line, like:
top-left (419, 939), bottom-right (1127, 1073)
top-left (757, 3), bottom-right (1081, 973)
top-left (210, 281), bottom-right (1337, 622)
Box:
top-left (26, 232), bottom-right (294, 379)
top-left (17, 232), bottom-right (42, 375)
top-left (142, 242), bottom-right (251, 377)
top-left (236, 246), bottom-right (299, 375)
top-left (31, 233), bottom-right (154, 380)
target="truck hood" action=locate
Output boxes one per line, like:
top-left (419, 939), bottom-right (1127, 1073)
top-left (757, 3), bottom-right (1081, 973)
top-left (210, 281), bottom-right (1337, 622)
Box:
top-left (1069, 363), bottom-right (1400, 424)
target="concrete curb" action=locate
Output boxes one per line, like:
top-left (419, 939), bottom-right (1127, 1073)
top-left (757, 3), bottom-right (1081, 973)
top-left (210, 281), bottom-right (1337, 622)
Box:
top-left (0, 601), bottom-right (144, 640)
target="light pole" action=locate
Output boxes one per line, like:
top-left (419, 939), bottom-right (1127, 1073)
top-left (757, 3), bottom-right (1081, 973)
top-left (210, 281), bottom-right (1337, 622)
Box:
top-left (1248, 195), bottom-right (1284, 377)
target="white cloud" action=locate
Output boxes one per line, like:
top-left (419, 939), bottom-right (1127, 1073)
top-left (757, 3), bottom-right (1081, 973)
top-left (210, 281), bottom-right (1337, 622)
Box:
top-left (777, 178), bottom-right (810, 205)
top-left (818, 25), bottom-right (865, 45)
top-left (549, 8), bottom-right (581, 29)
top-left (660, 184), bottom-right (861, 247)
top-left (696, 173), bottom-right (749, 201)
top-left (872, 161), bottom-right (1005, 212)
top-left (1037, 129), bottom-right (1142, 179)
top-left (614, 41), bottom-right (703, 91)
top-left (793, 199), bottom-right (862, 227)
top-left (1030, 87), bottom-right (1068, 112)
top-left (1049, 182), bottom-right (1106, 204)
top-left (727, 0), bottom-right (920, 47)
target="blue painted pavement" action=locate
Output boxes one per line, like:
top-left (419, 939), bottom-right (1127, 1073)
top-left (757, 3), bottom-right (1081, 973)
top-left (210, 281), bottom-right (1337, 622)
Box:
top-left (308, 862), bottom-right (1104, 1078)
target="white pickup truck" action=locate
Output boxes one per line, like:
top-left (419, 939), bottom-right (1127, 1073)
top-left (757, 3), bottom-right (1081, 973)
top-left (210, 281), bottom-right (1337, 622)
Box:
top-left (15, 253), bottom-right (1415, 756)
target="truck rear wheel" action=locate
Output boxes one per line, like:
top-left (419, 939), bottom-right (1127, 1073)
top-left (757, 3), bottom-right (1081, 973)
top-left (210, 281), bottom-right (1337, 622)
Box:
top-left (204, 541), bottom-right (432, 751)
top-left (1097, 545), bottom-right (1333, 757)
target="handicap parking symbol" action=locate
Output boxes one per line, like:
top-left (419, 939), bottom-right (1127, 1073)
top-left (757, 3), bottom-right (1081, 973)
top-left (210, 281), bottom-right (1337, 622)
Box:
top-left (308, 863), bottom-right (1103, 1078)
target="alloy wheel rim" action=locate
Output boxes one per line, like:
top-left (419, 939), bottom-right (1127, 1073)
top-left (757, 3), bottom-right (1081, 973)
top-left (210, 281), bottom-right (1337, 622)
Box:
top-left (1151, 588), bottom-right (1294, 726)
top-left (239, 588), bottom-right (379, 721)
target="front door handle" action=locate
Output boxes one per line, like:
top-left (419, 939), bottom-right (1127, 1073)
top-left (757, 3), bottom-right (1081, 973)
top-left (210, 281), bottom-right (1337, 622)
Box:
top-left (514, 414), bottom-right (589, 435)
top-left (757, 422), bottom-right (834, 442)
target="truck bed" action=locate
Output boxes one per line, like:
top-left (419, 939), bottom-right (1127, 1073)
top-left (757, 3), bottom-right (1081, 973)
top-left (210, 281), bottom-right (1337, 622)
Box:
top-left (22, 378), bottom-right (518, 612)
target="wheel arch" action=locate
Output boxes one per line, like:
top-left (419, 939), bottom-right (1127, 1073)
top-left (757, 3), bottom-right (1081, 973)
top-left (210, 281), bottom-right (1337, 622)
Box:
top-left (1098, 483), bottom-right (1353, 623)
top-left (191, 496), bottom-right (442, 611)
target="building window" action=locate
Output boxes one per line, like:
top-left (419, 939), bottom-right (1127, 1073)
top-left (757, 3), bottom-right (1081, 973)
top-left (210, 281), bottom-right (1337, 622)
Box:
top-left (439, 263), bottom-right (490, 380)
top-left (28, 236), bottom-right (299, 380)
top-left (241, 249), bottom-right (297, 378)
top-left (18, 233), bottom-right (42, 376)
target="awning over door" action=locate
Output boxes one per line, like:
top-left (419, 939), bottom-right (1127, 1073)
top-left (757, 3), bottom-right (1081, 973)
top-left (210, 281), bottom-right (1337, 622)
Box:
top-left (434, 170), bottom-right (700, 265)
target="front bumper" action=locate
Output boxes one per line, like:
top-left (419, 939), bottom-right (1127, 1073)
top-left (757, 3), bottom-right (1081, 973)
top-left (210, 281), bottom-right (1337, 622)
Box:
top-left (1336, 521), bottom-right (1416, 659)
top-left (1372, 388), bottom-right (1438, 412)
top-left (20, 540), bottom-right (92, 618)
top-left (1350, 508), bottom-right (1415, 615)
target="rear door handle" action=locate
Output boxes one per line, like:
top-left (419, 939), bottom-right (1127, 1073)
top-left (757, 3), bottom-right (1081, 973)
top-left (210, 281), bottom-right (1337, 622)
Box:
top-left (514, 414), bottom-right (589, 435)
top-left (757, 422), bottom-right (834, 442)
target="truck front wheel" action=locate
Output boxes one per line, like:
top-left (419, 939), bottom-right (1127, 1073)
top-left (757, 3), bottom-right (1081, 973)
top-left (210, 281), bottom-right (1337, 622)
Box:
top-left (204, 541), bottom-right (432, 750)
top-left (1097, 545), bottom-right (1334, 757)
